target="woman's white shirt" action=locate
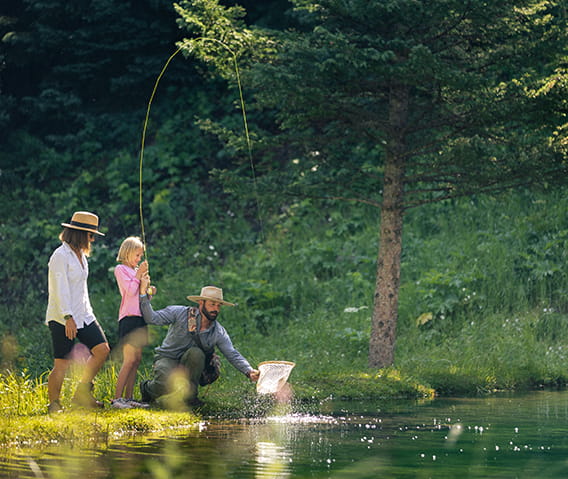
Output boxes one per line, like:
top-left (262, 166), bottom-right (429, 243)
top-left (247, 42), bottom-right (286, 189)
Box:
top-left (45, 242), bottom-right (96, 327)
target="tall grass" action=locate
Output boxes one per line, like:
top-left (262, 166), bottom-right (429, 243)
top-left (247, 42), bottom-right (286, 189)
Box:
top-left (0, 370), bottom-right (48, 417)
top-left (211, 189), bottom-right (568, 395)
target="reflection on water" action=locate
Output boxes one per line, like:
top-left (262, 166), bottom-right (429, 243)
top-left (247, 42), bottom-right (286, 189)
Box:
top-left (255, 441), bottom-right (290, 478)
top-left (3, 391), bottom-right (568, 478)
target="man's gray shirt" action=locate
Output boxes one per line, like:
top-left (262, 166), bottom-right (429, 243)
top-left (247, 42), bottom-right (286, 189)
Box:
top-left (140, 296), bottom-right (253, 376)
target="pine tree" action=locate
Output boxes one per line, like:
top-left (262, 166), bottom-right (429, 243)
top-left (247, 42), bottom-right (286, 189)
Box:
top-left (178, 0), bottom-right (567, 367)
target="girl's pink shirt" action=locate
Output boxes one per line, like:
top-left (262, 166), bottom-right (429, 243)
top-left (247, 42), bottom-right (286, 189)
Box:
top-left (114, 263), bottom-right (142, 320)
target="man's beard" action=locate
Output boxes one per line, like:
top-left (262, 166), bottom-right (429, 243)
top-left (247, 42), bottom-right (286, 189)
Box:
top-left (202, 304), bottom-right (218, 322)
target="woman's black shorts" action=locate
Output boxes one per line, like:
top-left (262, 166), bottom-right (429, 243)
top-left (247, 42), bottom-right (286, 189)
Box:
top-left (49, 320), bottom-right (108, 359)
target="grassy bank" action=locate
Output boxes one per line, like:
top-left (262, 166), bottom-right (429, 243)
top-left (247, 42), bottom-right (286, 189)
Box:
top-left (0, 370), bottom-right (200, 448)
top-left (0, 364), bottom-right (431, 448)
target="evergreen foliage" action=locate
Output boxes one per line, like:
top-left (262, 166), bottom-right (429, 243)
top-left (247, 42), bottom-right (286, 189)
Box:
top-left (175, 0), bottom-right (567, 366)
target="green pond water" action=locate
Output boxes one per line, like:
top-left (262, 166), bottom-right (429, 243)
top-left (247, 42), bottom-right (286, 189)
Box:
top-left (2, 390), bottom-right (568, 478)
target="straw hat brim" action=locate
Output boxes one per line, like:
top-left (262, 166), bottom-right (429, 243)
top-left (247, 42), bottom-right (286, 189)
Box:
top-left (61, 222), bottom-right (105, 236)
top-left (187, 295), bottom-right (235, 306)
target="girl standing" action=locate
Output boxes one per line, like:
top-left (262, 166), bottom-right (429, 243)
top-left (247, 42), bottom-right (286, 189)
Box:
top-left (112, 236), bottom-right (150, 408)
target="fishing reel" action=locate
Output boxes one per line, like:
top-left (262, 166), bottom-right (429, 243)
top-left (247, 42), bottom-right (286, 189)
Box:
top-left (146, 285), bottom-right (157, 296)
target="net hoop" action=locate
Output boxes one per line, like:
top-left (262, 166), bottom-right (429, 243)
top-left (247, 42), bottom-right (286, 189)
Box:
top-left (258, 361), bottom-right (296, 368)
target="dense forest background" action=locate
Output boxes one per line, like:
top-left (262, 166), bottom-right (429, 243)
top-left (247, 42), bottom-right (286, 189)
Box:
top-left (1, 0), bottom-right (567, 394)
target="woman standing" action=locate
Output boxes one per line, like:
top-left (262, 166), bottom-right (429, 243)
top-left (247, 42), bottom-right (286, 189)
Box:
top-left (45, 211), bottom-right (110, 413)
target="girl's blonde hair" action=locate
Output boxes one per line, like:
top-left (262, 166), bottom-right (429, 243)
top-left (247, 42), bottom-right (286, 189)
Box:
top-left (116, 236), bottom-right (144, 264)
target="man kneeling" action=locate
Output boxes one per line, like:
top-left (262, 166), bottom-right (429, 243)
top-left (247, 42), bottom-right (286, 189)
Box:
top-left (139, 279), bottom-right (259, 409)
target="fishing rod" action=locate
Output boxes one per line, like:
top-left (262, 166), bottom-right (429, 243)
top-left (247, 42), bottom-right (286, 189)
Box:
top-left (138, 38), bottom-right (260, 294)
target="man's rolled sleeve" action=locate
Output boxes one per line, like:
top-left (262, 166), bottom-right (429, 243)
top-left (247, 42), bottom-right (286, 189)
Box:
top-left (215, 326), bottom-right (252, 375)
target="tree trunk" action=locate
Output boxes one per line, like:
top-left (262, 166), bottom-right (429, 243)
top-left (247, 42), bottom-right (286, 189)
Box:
top-left (368, 85), bottom-right (408, 368)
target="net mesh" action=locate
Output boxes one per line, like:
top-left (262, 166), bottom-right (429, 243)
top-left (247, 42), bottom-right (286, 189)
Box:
top-left (256, 361), bottom-right (296, 394)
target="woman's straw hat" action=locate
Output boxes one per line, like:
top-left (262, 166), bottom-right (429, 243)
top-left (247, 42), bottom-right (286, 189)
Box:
top-left (187, 286), bottom-right (235, 306)
top-left (61, 211), bottom-right (105, 236)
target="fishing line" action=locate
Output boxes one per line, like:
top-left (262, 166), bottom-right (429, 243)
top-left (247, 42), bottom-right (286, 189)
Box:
top-left (138, 38), bottom-right (263, 271)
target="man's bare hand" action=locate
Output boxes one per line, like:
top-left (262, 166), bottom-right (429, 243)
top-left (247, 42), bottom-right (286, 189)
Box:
top-left (248, 369), bottom-right (260, 382)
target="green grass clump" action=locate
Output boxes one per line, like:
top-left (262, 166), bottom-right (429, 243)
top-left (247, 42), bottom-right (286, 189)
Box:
top-left (0, 409), bottom-right (199, 448)
top-left (0, 370), bottom-right (48, 417)
top-left (295, 369), bottom-right (435, 401)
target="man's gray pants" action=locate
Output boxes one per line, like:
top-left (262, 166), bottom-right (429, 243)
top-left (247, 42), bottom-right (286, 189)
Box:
top-left (140, 347), bottom-right (205, 403)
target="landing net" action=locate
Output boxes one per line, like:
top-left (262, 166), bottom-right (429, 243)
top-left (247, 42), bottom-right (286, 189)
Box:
top-left (256, 361), bottom-right (296, 395)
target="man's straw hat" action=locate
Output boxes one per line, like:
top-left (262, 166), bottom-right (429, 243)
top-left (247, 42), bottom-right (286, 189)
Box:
top-left (61, 211), bottom-right (105, 236)
top-left (187, 286), bottom-right (235, 306)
